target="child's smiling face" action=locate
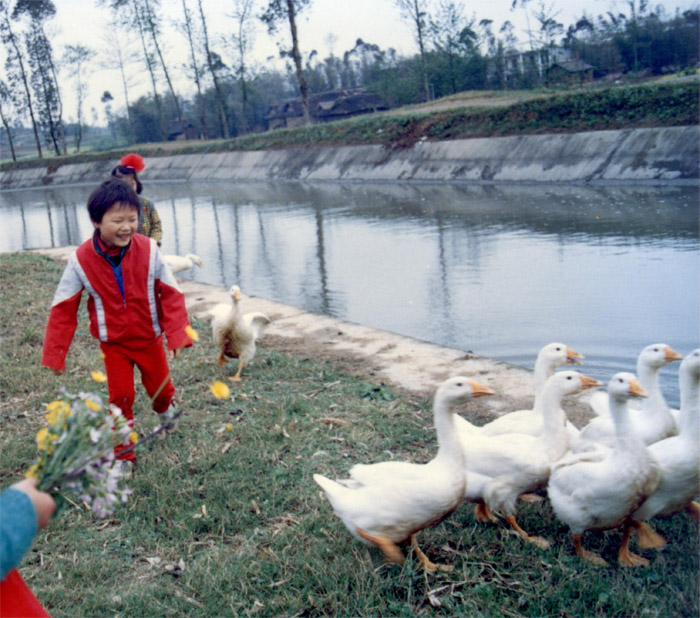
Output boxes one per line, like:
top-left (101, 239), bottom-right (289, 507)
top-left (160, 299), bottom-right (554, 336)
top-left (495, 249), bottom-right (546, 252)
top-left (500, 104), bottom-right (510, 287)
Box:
top-left (94, 202), bottom-right (139, 250)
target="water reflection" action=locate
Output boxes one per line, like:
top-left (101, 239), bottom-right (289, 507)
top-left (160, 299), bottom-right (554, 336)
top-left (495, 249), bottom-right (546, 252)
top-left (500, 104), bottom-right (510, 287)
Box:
top-left (2, 180), bottom-right (698, 406)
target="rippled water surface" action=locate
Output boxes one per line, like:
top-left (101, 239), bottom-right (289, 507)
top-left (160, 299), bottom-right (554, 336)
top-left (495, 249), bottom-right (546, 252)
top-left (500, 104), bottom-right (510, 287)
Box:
top-left (2, 180), bottom-right (698, 406)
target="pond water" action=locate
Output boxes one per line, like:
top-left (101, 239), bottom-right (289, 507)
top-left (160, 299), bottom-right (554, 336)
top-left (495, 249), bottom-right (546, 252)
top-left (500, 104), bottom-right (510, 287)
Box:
top-left (2, 180), bottom-right (698, 407)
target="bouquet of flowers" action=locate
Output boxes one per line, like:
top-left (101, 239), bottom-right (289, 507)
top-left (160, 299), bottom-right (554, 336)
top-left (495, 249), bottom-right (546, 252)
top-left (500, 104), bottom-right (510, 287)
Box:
top-left (25, 388), bottom-right (135, 518)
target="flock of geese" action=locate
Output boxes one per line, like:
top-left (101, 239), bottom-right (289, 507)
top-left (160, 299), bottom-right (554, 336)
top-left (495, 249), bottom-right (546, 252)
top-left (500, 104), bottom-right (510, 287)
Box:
top-left (313, 343), bottom-right (700, 571)
top-left (161, 255), bottom-right (698, 571)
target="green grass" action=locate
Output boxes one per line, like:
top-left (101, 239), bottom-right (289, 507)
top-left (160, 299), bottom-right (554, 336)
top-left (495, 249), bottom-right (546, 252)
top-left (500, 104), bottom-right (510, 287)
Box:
top-left (1, 252), bottom-right (698, 617)
top-left (1, 79), bottom-right (698, 172)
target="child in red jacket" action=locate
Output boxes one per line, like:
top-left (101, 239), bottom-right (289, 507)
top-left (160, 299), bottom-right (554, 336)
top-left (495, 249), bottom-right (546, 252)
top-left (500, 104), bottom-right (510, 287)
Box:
top-left (42, 179), bottom-right (193, 475)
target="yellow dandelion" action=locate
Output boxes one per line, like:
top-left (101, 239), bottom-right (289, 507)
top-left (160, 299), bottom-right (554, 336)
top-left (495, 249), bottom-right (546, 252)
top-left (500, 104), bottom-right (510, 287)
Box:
top-left (85, 399), bottom-right (101, 412)
top-left (25, 464), bottom-right (40, 480)
top-left (91, 370), bottom-right (107, 383)
top-left (129, 431), bottom-right (139, 444)
top-left (46, 400), bottom-right (70, 414)
top-left (210, 381), bottom-right (230, 399)
top-left (36, 427), bottom-right (51, 451)
top-left (225, 423), bottom-right (233, 431)
top-left (185, 325), bottom-right (199, 342)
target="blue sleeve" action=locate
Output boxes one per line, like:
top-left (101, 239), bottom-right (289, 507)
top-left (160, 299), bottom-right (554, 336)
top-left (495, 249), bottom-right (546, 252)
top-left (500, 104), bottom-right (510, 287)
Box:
top-left (0, 488), bottom-right (38, 581)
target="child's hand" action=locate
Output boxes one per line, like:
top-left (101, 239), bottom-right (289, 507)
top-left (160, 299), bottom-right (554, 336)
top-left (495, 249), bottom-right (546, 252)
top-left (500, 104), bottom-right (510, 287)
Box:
top-left (52, 368), bottom-right (65, 376)
top-left (169, 346), bottom-right (185, 360)
top-left (13, 478), bottom-right (56, 529)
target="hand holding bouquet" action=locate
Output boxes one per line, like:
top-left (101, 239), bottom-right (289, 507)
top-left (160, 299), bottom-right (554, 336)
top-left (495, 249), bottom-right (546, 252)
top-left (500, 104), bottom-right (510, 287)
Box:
top-left (25, 389), bottom-right (134, 519)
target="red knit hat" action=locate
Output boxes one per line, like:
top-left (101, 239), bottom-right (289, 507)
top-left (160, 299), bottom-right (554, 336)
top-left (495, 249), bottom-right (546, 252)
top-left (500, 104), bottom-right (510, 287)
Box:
top-left (120, 153), bottom-right (145, 172)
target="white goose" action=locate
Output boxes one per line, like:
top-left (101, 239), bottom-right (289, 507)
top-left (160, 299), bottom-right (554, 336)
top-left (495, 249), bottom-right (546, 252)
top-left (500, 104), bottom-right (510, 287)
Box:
top-left (456, 371), bottom-right (601, 548)
top-left (313, 377), bottom-right (494, 571)
top-left (210, 285), bottom-right (270, 381)
top-left (548, 373), bottom-right (660, 567)
top-left (481, 342), bottom-right (584, 437)
top-left (629, 349), bottom-right (700, 547)
top-left (578, 343), bottom-right (683, 448)
top-left (162, 253), bottom-right (204, 274)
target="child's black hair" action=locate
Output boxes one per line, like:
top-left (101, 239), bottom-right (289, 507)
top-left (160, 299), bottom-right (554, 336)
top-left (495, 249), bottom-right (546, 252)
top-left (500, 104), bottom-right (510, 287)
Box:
top-left (87, 179), bottom-right (141, 223)
top-left (111, 165), bottom-right (143, 194)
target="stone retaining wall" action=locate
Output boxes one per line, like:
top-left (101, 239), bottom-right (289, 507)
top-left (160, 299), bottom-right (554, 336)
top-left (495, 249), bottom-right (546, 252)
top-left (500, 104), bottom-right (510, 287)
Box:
top-left (2, 126), bottom-right (698, 189)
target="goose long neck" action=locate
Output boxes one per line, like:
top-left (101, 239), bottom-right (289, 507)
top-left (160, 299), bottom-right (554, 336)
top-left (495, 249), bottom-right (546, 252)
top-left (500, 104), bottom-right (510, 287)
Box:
top-left (679, 369), bottom-right (700, 439)
top-left (610, 395), bottom-right (640, 451)
top-left (433, 396), bottom-right (464, 465)
top-left (532, 357), bottom-right (552, 398)
top-left (533, 385), bottom-right (568, 458)
top-left (637, 362), bottom-right (664, 411)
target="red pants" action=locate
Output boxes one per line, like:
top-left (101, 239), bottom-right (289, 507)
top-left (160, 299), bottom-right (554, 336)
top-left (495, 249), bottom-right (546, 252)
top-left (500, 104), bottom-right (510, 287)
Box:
top-left (100, 337), bottom-right (175, 461)
top-left (0, 569), bottom-right (50, 617)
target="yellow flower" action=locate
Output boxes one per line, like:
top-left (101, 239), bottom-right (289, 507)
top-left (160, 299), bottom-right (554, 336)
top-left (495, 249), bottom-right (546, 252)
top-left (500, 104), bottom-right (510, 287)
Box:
top-left (129, 431), bottom-right (139, 444)
top-left (210, 381), bottom-right (230, 399)
top-left (46, 400), bottom-right (70, 414)
top-left (85, 399), bottom-right (101, 412)
top-left (25, 464), bottom-right (40, 480)
top-left (225, 423), bottom-right (233, 431)
top-left (36, 427), bottom-right (51, 451)
top-left (185, 325), bottom-right (199, 342)
top-left (91, 370), bottom-right (107, 383)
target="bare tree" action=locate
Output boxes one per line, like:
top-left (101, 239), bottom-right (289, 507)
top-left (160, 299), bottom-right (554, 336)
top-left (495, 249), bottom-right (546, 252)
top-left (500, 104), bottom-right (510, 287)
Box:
top-left (227, 0), bottom-right (256, 133)
top-left (394, 0), bottom-right (432, 101)
top-left (139, 0), bottom-right (186, 135)
top-left (260, 0), bottom-right (312, 125)
top-left (99, 15), bottom-right (139, 145)
top-left (0, 0), bottom-right (42, 157)
top-left (198, 0), bottom-right (230, 138)
top-left (63, 44), bottom-right (91, 152)
top-left (0, 79), bottom-right (17, 160)
top-left (13, 0), bottom-right (65, 155)
top-left (178, 0), bottom-right (207, 139)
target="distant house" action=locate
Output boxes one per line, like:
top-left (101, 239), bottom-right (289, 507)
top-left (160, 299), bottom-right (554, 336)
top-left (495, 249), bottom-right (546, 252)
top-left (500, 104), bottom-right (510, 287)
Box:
top-left (546, 59), bottom-right (595, 85)
top-left (167, 120), bottom-right (199, 141)
top-left (265, 88), bottom-right (388, 130)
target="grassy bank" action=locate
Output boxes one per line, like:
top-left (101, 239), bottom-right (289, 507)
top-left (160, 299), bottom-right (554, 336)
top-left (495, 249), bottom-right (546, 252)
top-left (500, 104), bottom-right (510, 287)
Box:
top-left (1, 252), bottom-right (698, 617)
top-left (2, 79), bottom-right (698, 172)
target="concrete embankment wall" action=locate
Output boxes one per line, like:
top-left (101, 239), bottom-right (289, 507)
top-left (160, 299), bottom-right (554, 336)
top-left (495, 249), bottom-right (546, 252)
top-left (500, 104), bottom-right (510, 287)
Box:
top-left (2, 126), bottom-right (698, 189)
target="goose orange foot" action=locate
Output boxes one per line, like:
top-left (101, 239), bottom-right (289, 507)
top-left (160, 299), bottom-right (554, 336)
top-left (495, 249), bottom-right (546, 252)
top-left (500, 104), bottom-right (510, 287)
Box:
top-left (505, 515), bottom-right (551, 549)
top-left (410, 535), bottom-right (453, 573)
top-left (618, 523), bottom-right (650, 567)
top-left (474, 503), bottom-right (497, 523)
top-left (355, 527), bottom-right (404, 565)
top-left (573, 534), bottom-right (608, 566)
top-left (685, 501), bottom-right (700, 525)
top-left (629, 519), bottom-right (666, 549)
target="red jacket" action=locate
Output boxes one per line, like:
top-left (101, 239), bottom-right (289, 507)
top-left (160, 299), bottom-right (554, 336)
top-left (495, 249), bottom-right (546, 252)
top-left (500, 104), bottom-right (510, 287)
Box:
top-left (42, 233), bottom-right (191, 372)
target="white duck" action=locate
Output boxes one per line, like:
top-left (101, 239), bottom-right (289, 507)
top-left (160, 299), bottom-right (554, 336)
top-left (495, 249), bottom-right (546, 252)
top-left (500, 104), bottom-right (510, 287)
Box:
top-left (480, 342), bottom-right (584, 437)
top-left (547, 373), bottom-right (660, 567)
top-left (313, 377), bottom-right (494, 571)
top-left (162, 253), bottom-right (204, 274)
top-left (578, 343), bottom-right (683, 448)
top-left (456, 371), bottom-right (601, 548)
top-left (629, 349), bottom-right (700, 547)
top-left (210, 285), bottom-right (270, 381)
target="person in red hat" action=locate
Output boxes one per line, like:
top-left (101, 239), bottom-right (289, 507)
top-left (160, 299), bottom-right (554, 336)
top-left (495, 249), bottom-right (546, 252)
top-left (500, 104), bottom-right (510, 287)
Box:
top-left (111, 153), bottom-right (163, 246)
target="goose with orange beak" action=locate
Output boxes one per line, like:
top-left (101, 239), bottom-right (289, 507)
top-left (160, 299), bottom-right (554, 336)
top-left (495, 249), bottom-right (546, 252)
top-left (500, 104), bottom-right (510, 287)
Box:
top-left (548, 373), bottom-right (660, 567)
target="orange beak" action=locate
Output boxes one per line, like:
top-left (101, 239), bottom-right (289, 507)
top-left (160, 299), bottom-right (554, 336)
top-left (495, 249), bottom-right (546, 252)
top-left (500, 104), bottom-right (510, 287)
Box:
top-left (664, 346), bottom-right (683, 362)
top-left (579, 374), bottom-right (603, 390)
top-left (566, 348), bottom-right (585, 366)
top-left (628, 378), bottom-right (648, 398)
top-left (469, 381), bottom-right (495, 397)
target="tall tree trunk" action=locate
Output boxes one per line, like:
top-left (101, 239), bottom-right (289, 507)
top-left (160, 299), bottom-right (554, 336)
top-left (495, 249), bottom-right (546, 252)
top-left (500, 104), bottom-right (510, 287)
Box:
top-left (133, 0), bottom-right (165, 140)
top-left (1, 6), bottom-right (42, 157)
top-left (198, 0), bottom-right (229, 138)
top-left (142, 0), bottom-right (186, 135)
top-left (286, 0), bottom-right (311, 124)
top-left (0, 101), bottom-right (16, 161)
top-left (181, 0), bottom-right (207, 139)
